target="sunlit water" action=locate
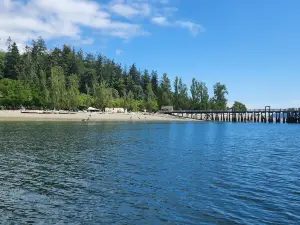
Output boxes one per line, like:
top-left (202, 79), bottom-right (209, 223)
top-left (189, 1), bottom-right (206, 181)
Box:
top-left (0, 122), bottom-right (300, 224)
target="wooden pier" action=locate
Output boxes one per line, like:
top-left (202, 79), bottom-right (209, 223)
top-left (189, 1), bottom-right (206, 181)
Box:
top-left (159, 107), bottom-right (300, 124)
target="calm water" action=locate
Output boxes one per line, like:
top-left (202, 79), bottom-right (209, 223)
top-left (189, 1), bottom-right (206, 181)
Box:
top-left (0, 122), bottom-right (300, 224)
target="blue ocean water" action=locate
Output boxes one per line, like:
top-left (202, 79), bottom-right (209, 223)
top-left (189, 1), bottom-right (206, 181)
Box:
top-left (0, 122), bottom-right (299, 224)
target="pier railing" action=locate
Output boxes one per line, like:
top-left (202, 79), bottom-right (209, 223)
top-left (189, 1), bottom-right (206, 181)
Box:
top-left (158, 107), bottom-right (300, 124)
top-left (159, 108), bottom-right (300, 114)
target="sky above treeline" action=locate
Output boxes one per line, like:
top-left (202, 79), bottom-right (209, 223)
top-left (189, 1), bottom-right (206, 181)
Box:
top-left (0, 0), bottom-right (300, 108)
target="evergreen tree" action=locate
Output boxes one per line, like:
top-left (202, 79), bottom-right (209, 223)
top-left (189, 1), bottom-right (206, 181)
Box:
top-left (95, 54), bottom-right (103, 83)
top-left (151, 70), bottom-right (158, 96)
top-left (76, 49), bottom-right (85, 77)
top-left (108, 60), bottom-right (117, 88)
top-left (129, 64), bottom-right (140, 85)
top-left (4, 41), bottom-right (21, 79)
top-left (61, 44), bottom-right (72, 75)
top-left (61, 46), bottom-right (78, 76)
top-left (0, 36), bottom-right (234, 111)
top-left (133, 85), bottom-right (144, 100)
top-left (173, 76), bottom-right (179, 109)
top-left (80, 68), bottom-right (97, 95)
top-left (20, 45), bottom-right (39, 86)
top-left (114, 66), bottom-right (126, 97)
top-left (39, 70), bottom-right (50, 108)
top-left (159, 73), bottom-right (172, 107)
top-left (85, 53), bottom-right (95, 69)
top-left (0, 51), bottom-right (5, 79)
top-left (31, 37), bottom-right (47, 59)
top-left (141, 69), bottom-right (150, 93)
top-left (50, 47), bottom-right (62, 68)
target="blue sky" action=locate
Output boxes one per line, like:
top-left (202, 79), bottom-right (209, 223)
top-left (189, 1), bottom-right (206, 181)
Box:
top-left (1, 0), bottom-right (300, 108)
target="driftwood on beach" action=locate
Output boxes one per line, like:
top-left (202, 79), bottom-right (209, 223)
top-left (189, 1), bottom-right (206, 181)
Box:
top-left (21, 110), bottom-right (77, 115)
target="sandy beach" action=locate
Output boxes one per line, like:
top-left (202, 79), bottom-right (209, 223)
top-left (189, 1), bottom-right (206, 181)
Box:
top-left (0, 110), bottom-right (197, 122)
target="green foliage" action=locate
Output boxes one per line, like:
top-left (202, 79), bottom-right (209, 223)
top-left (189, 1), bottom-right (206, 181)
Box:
top-left (232, 101), bottom-right (247, 111)
top-left (141, 69), bottom-right (150, 93)
top-left (173, 76), bottom-right (189, 110)
top-left (0, 79), bottom-right (32, 109)
top-left (150, 70), bottom-right (158, 96)
top-left (94, 82), bottom-right (113, 110)
top-left (133, 84), bottom-right (144, 100)
top-left (173, 76), bottom-right (179, 108)
top-left (78, 94), bottom-right (94, 110)
top-left (145, 99), bottom-right (158, 112)
top-left (211, 82), bottom-right (228, 110)
top-left (123, 91), bottom-right (145, 112)
top-left (0, 51), bottom-right (5, 79)
top-left (50, 66), bottom-right (66, 109)
top-left (4, 41), bottom-right (21, 79)
top-left (145, 82), bottom-right (158, 112)
top-left (146, 82), bottom-right (155, 101)
top-left (111, 97), bottom-right (126, 108)
top-left (129, 64), bottom-right (140, 85)
top-left (80, 68), bottom-right (97, 95)
top-left (0, 37), bottom-right (235, 111)
top-left (67, 75), bottom-right (80, 109)
top-left (190, 78), bottom-right (209, 110)
top-left (159, 73), bottom-right (173, 107)
top-left (0, 51), bottom-right (5, 58)
top-left (39, 70), bottom-right (50, 108)
top-left (125, 91), bottom-right (135, 111)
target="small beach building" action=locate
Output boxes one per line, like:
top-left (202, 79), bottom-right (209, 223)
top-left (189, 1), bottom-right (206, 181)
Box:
top-left (87, 107), bottom-right (100, 112)
top-left (161, 106), bottom-right (174, 111)
top-left (105, 108), bottom-right (125, 113)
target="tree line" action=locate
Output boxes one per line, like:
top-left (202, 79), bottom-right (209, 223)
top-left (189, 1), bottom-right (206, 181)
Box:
top-left (0, 37), bottom-right (246, 112)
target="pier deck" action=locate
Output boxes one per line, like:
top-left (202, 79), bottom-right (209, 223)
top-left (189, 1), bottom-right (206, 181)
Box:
top-left (159, 107), bottom-right (300, 123)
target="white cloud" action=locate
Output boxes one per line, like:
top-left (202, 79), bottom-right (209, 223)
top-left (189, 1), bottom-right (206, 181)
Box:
top-left (116, 49), bottom-right (123, 56)
top-left (0, 0), bottom-right (147, 51)
top-left (109, 0), bottom-right (151, 18)
top-left (175, 21), bottom-right (203, 36)
top-left (0, 0), bottom-right (202, 51)
top-left (111, 3), bottom-right (140, 18)
top-left (151, 17), bottom-right (203, 35)
top-left (110, 0), bottom-right (202, 35)
top-left (151, 16), bottom-right (169, 25)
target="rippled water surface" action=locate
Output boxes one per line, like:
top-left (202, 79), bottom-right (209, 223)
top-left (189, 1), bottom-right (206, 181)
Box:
top-left (0, 122), bottom-right (300, 224)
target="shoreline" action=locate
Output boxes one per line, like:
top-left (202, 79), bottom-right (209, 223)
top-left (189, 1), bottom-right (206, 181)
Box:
top-left (0, 110), bottom-right (199, 122)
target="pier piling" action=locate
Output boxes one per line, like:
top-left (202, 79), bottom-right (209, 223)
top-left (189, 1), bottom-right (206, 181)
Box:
top-left (163, 107), bottom-right (300, 124)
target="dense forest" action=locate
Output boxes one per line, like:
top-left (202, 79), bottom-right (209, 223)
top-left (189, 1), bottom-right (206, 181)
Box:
top-left (0, 37), bottom-right (246, 112)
